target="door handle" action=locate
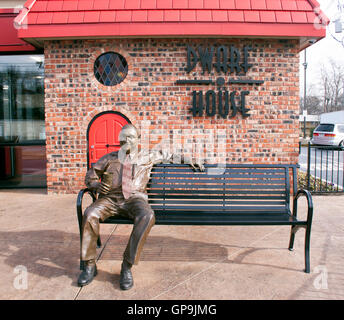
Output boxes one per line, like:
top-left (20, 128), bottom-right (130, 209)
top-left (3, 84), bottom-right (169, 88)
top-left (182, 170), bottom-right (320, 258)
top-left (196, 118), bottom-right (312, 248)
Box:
top-left (106, 144), bottom-right (120, 148)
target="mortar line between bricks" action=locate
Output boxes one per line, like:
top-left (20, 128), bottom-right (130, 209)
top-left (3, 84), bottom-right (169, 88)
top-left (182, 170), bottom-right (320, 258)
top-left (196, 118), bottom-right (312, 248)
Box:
top-left (74, 224), bottom-right (118, 300)
top-left (150, 226), bottom-right (284, 300)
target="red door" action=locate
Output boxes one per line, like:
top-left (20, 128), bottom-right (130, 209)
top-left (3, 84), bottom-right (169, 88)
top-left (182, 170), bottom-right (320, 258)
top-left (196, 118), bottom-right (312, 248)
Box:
top-left (88, 112), bottom-right (129, 168)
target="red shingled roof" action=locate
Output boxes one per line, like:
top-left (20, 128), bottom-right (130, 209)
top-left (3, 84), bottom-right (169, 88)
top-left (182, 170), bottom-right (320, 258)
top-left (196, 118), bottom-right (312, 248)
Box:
top-left (15, 0), bottom-right (328, 48)
top-left (0, 9), bottom-right (37, 52)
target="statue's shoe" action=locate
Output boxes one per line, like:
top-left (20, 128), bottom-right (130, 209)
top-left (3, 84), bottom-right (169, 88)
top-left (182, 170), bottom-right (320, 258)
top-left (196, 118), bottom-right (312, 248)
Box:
top-left (120, 268), bottom-right (134, 290)
top-left (77, 265), bottom-right (97, 287)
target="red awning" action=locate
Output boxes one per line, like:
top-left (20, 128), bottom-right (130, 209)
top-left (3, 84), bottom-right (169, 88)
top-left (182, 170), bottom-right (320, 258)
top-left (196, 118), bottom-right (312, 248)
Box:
top-left (0, 9), bottom-right (37, 53)
top-left (15, 0), bottom-right (329, 49)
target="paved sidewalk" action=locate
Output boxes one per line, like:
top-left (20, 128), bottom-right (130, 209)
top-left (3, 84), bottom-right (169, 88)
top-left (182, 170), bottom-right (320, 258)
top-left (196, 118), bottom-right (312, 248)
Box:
top-left (0, 189), bottom-right (343, 300)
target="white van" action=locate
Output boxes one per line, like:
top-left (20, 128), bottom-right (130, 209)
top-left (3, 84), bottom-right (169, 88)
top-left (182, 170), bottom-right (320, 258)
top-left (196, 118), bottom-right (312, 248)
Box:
top-left (311, 123), bottom-right (344, 147)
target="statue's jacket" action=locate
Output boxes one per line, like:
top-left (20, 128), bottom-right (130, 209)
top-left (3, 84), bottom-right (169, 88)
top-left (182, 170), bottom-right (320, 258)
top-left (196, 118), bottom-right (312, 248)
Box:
top-left (85, 149), bottom-right (173, 202)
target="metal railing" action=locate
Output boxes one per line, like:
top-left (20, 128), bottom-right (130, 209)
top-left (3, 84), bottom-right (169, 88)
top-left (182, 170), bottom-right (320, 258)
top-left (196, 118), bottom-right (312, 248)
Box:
top-left (306, 142), bottom-right (344, 194)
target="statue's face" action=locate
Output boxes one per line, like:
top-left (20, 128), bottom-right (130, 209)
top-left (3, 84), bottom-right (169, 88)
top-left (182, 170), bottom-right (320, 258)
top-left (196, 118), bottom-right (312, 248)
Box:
top-left (119, 126), bottom-right (139, 154)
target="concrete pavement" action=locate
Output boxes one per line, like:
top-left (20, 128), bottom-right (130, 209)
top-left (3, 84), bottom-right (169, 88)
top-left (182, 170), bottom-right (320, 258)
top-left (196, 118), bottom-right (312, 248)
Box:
top-left (0, 189), bottom-right (343, 300)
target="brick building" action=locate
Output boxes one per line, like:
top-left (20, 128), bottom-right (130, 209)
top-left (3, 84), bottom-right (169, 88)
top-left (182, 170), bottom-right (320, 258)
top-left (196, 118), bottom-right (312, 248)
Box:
top-left (7, 0), bottom-right (327, 194)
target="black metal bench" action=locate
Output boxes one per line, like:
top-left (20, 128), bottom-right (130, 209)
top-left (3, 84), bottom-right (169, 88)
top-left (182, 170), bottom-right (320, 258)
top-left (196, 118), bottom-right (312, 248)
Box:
top-left (77, 164), bottom-right (313, 273)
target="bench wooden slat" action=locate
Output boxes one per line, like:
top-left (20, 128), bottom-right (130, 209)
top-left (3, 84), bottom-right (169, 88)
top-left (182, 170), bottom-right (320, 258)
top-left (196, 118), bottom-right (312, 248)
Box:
top-left (150, 206), bottom-right (288, 212)
top-left (148, 194), bottom-right (286, 200)
top-left (148, 184), bottom-right (286, 190)
top-left (148, 178), bottom-right (286, 184)
top-left (151, 173), bottom-right (285, 179)
top-left (151, 164), bottom-right (292, 169)
top-left (151, 169), bottom-right (287, 175)
top-left (149, 199), bottom-right (287, 206)
top-left (147, 189), bottom-right (287, 195)
top-left (151, 166), bottom-right (288, 171)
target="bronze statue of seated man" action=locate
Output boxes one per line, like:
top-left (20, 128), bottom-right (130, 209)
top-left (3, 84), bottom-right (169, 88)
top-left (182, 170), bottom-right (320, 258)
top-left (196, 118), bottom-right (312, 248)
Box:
top-left (78, 124), bottom-right (204, 290)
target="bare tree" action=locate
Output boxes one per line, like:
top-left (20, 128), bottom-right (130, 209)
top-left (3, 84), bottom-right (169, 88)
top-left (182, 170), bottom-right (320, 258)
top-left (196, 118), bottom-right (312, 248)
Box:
top-left (300, 95), bottom-right (322, 114)
top-left (320, 59), bottom-right (344, 113)
top-left (300, 83), bottom-right (322, 115)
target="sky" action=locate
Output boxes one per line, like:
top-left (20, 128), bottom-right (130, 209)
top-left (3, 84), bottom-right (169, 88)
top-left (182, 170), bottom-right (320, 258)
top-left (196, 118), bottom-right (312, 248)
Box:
top-left (300, 0), bottom-right (344, 98)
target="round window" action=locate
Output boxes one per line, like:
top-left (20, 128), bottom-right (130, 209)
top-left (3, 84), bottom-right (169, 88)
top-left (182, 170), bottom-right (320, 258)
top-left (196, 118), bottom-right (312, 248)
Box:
top-left (94, 52), bottom-right (128, 86)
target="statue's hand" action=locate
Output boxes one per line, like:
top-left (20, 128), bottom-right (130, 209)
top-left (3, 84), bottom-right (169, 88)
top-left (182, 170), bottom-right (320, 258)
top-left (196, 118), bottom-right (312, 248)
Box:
top-left (190, 161), bottom-right (205, 172)
top-left (98, 179), bottom-right (113, 195)
top-left (98, 182), bottom-right (110, 195)
top-left (179, 154), bottom-right (205, 172)
top-left (98, 172), bottom-right (113, 195)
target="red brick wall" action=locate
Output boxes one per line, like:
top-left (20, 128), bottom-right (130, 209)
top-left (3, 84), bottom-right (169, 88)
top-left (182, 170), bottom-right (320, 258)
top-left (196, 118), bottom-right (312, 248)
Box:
top-left (44, 38), bottom-right (300, 194)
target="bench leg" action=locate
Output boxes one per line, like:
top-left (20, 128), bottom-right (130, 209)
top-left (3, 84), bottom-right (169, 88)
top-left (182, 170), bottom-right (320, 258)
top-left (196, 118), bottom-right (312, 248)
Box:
top-left (77, 189), bottom-right (99, 271)
top-left (289, 225), bottom-right (303, 251)
top-left (77, 200), bottom-right (84, 271)
top-left (288, 225), bottom-right (311, 273)
top-left (288, 226), bottom-right (296, 251)
top-left (304, 226), bottom-right (311, 273)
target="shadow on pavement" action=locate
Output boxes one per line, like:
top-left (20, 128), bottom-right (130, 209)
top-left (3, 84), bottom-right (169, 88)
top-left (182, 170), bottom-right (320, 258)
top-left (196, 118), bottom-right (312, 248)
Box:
top-left (0, 228), bottom-right (303, 290)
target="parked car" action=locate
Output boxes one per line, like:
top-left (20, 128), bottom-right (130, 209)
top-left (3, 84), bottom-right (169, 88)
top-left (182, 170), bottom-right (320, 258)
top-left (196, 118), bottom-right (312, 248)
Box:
top-left (311, 123), bottom-right (344, 147)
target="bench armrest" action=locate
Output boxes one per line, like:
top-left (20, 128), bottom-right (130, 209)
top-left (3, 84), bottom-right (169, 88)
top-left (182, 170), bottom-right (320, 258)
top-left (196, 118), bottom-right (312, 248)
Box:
top-left (292, 189), bottom-right (314, 225)
top-left (76, 188), bottom-right (97, 237)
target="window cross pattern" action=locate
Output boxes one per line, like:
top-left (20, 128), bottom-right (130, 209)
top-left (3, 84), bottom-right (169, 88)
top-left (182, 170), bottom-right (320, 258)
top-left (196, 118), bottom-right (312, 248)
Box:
top-left (94, 52), bottom-right (128, 86)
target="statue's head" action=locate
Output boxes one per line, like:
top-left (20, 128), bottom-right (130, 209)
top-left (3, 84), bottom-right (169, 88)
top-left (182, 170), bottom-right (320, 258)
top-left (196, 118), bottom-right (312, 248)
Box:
top-left (119, 124), bottom-right (140, 155)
